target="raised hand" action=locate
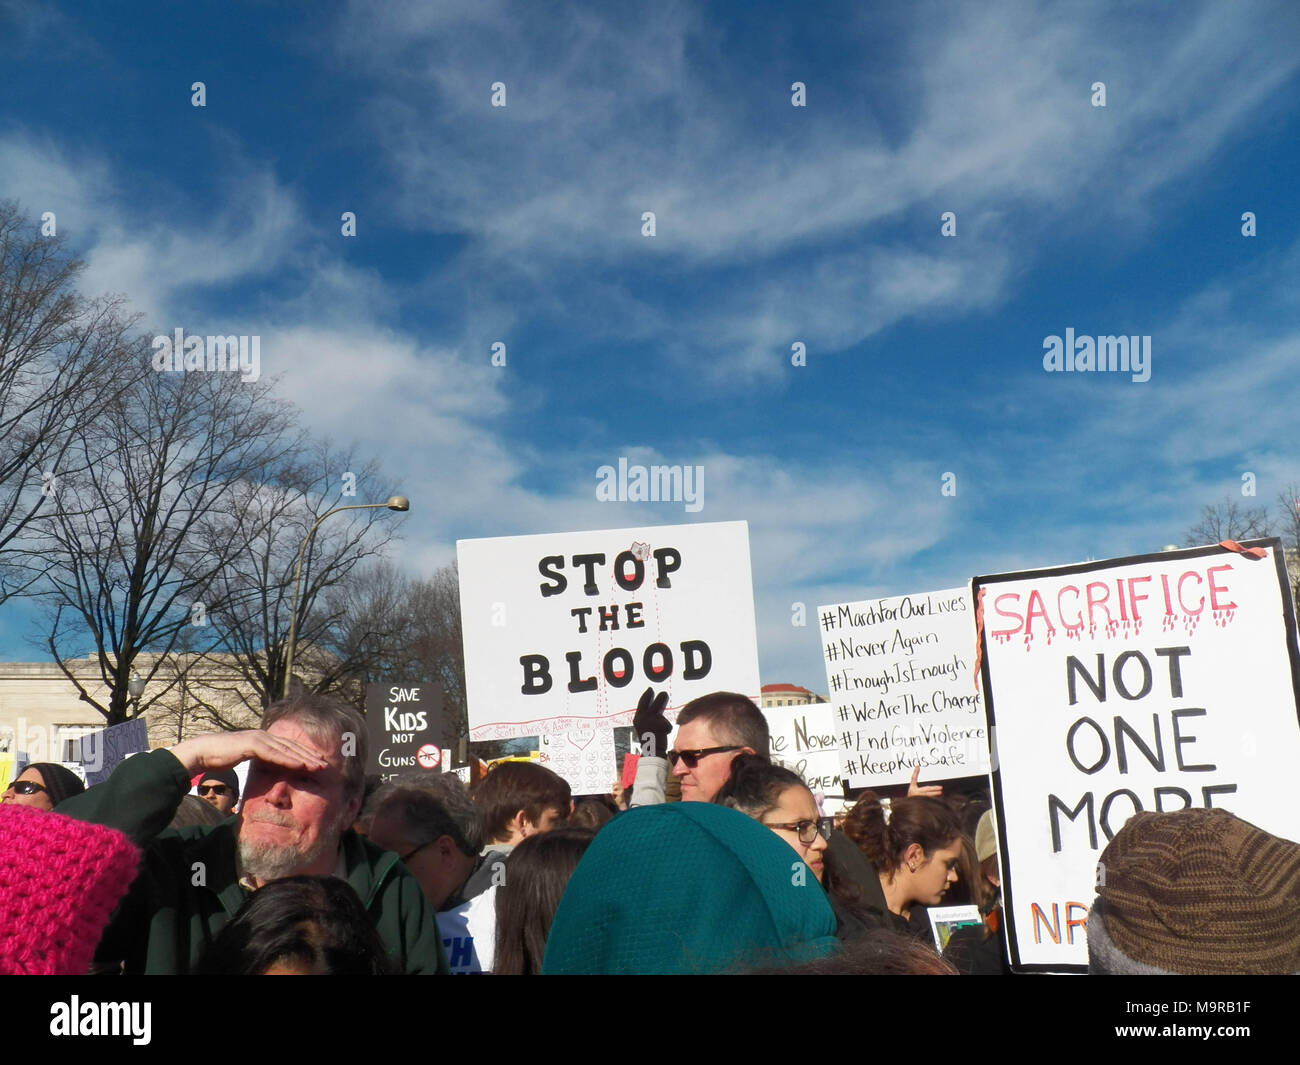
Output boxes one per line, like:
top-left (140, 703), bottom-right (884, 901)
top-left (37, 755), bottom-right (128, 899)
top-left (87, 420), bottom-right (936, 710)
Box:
top-left (632, 687), bottom-right (671, 759)
top-left (169, 729), bottom-right (329, 777)
top-left (907, 764), bottom-right (944, 798)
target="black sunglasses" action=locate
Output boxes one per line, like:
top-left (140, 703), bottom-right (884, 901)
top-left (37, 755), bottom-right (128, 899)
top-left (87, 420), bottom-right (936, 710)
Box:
top-left (666, 745), bottom-right (743, 769)
top-left (762, 817), bottom-right (835, 845)
top-left (198, 784), bottom-right (233, 797)
top-left (8, 780), bottom-right (47, 796)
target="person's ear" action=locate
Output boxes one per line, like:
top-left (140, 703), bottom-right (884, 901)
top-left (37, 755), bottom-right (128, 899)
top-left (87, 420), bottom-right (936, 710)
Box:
top-left (903, 842), bottom-right (924, 872)
top-left (436, 835), bottom-right (457, 860)
top-left (510, 809), bottom-right (531, 839)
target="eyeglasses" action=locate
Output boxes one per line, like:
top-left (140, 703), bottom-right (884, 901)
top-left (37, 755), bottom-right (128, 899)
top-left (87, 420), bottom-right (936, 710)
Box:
top-left (762, 817), bottom-right (834, 844)
top-left (666, 746), bottom-right (743, 769)
top-left (198, 784), bottom-right (233, 797)
top-left (7, 780), bottom-right (47, 796)
top-left (399, 841), bottom-right (432, 863)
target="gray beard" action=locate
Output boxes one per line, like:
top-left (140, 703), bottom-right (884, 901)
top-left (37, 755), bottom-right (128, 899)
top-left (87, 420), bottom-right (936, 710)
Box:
top-left (236, 825), bottom-right (340, 884)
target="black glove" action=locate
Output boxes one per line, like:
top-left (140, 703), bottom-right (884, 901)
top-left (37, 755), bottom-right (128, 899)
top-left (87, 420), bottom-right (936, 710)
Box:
top-left (632, 687), bottom-right (670, 759)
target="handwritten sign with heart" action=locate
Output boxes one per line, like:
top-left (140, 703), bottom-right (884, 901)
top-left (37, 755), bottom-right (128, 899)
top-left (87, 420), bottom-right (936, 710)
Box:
top-left (539, 728), bottom-right (616, 795)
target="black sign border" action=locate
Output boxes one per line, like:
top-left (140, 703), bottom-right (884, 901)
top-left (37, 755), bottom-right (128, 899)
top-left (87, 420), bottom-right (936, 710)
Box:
top-left (971, 537), bottom-right (1300, 975)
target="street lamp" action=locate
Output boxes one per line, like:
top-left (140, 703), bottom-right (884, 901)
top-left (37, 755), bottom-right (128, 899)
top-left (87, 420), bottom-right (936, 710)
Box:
top-left (282, 495), bottom-right (410, 698)
top-left (128, 670), bottom-right (147, 715)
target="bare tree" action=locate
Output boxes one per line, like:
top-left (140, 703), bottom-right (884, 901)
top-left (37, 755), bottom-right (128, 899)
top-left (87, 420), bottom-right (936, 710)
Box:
top-left (404, 563), bottom-right (467, 746)
top-left (308, 559), bottom-right (418, 709)
top-left (1273, 485), bottom-right (1300, 550)
top-left (1272, 485), bottom-right (1300, 608)
top-left (304, 560), bottom-right (468, 747)
top-left (1184, 488), bottom-right (1299, 608)
top-left (37, 351), bottom-right (300, 724)
top-left (1182, 497), bottom-right (1272, 547)
top-left (0, 201), bottom-right (136, 602)
top-left (173, 444), bottom-right (404, 724)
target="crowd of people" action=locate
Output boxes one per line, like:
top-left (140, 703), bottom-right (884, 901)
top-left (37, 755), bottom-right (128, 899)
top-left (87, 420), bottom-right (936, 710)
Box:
top-left (1, 687), bottom-right (1296, 975)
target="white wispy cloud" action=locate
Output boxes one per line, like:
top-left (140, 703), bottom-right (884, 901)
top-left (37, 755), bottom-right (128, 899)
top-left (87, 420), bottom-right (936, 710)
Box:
top-left (325, 0), bottom-right (1299, 388)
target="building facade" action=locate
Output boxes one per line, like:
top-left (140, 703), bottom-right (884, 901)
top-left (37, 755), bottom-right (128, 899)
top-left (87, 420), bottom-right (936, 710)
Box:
top-left (760, 682), bottom-right (827, 708)
top-left (0, 653), bottom-right (262, 774)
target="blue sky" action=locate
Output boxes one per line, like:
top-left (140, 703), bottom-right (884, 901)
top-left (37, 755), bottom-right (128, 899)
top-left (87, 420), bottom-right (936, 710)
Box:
top-left (1, 0), bottom-right (1297, 691)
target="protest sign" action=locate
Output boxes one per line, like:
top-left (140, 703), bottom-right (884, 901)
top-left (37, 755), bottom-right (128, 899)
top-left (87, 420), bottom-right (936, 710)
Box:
top-left (538, 727), bottom-right (617, 796)
top-left (365, 683), bottom-right (446, 785)
top-left (0, 727), bottom-right (13, 792)
top-left (763, 701), bottom-right (844, 794)
top-left (77, 718), bottom-right (150, 787)
top-left (458, 521), bottom-right (761, 740)
top-left (817, 587), bottom-right (986, 787)
top-left (928, 904), bottom-right (983, 953)
top-left (976, 540), bottom-right (1300, 972)
top-left (620, 753), bottom-right (639, 792)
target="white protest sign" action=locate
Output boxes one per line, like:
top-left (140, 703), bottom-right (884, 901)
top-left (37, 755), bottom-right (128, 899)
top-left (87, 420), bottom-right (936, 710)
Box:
top-left (538, 727), bottom-right (617, 796)
top-left (976, 540), bottom-right (1300, 972)
top-left (458, 521), bottom-right (761, 740)
top-left (928, 904), bottom-right (983, 953)
top-left (817, 587), bottom-right (986, 787)
top-left (763, 702), bottom-right (843, 794)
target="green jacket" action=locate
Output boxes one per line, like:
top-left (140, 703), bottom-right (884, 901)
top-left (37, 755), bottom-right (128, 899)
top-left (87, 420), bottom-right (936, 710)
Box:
top-left (58, 748), bottom-right (448, 975)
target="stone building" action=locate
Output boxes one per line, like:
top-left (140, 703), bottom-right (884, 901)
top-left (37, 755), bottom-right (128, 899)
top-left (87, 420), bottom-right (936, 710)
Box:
top-left (760, 682), bottom-right (827, 708)
top-left (0, 653), bottom-right (262, 768)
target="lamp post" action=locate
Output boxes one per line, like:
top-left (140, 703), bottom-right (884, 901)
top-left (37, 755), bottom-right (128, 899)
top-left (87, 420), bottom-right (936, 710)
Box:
top-left (128, 670), bottom-right (147, 716)
top-left (281, 496), bottom-right (410, 699)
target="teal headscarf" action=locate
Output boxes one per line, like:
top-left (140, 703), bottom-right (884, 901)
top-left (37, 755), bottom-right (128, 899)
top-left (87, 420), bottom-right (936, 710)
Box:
top-left (542, 802), bottom-right (839, 974)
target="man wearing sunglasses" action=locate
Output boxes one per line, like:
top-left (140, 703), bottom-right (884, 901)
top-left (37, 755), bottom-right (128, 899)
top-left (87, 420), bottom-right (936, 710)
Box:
top-left (631, 689), bottom-right (770, 805)
top-left (196, 768), bottom-right (240, 816)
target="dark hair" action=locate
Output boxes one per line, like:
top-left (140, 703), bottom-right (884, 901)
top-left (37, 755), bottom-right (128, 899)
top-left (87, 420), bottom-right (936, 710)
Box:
top-left (750, 929), bottom-right (958, 975)
top-left (492, 827), bottom-right (595, 975)
top-left (471, 762), bottom-right (571, 843)
top-left (363, 776), bottom-right (484, 857)
top-left (712, 753), bottom-right (806, 819)
top-left (169, 794), bottom-right (227, 829)
top-left (675, 691), bottom-right (769, 757)
top-left (196, 876), bottom-right (395, 975)
top-left (951, 833), bottom-right (997, 910)
top-left (263, 693), bottom-right (368, 806)
top-left (716, 755), bottom-right (863, 913)
top-left (946, 790), bottom-right (991, 840)
top-left (567, 798), bottom-right (616, 832)
top-left (842, 793), bottom-right (963, 875)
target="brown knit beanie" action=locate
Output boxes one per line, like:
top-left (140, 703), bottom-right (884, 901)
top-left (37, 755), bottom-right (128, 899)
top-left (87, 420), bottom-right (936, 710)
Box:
top-left (1094, 808), bottom-right (1300, 975)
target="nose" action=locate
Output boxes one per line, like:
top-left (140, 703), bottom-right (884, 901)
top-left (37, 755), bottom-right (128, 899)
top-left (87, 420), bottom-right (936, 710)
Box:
top-left (264, 779), bottom-right (292, 807)
top-left (947, 867), bottom-right (958, 884)
top-left (670, 758), bottom-right (689, 778)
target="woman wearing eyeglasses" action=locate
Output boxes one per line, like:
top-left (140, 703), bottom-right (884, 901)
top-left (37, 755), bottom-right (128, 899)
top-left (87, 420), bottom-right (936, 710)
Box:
top-left (714, 755), bottom-right (828, 874)
top-left (714, 754), bottom-right (877, 940)
top-left (1, 762), bottom-right (86, 811)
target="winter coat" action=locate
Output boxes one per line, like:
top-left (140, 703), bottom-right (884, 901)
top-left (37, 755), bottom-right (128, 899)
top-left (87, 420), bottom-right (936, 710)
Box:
top-left (57, 748), bottom-right (448, 974)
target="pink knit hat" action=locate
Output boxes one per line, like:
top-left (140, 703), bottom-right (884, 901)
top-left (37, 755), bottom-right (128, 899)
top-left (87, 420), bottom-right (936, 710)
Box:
top-left (0, 804), bottom-right (140, 974)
